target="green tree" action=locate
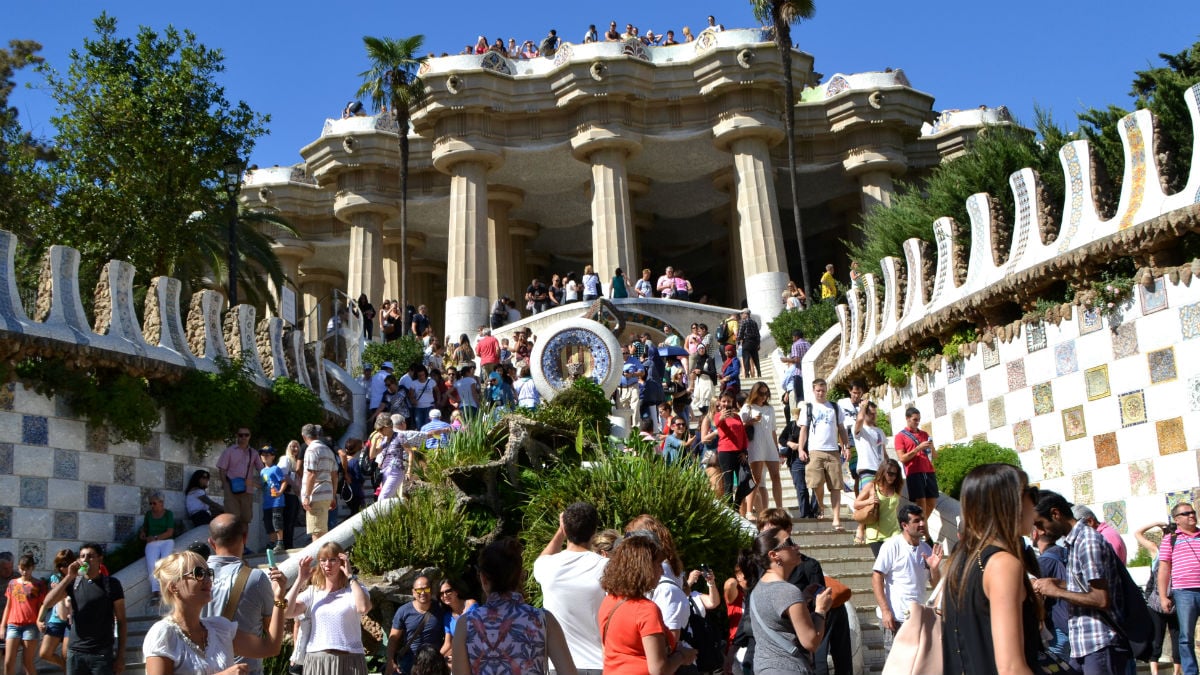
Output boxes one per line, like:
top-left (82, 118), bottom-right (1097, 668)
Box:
top-left (0, 40), bottom-right (51, 261)
top-left (26, 14), bottom-right (278, 304)
top-left (751, 0), bottom-right (816, 300)
top-left (357, 35), bottom-right (425, 315)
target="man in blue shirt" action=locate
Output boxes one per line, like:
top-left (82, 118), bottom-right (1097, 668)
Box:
top-left (419, 410), bottom-right (453, 450)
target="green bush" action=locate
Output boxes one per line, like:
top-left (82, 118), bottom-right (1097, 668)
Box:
top-left (416, 412), bottom-right (508, 483)
top-left (157, 357), bottom-right (262, 456)
top-left (932, 440), bottom-right (1020, 500)
top-left (767, 302), bottom-right (839, 351)
top-left (256, 377), bottom-right (323, 451)
top-left (1128, 546), bottom-right (1152, 568)
top-left (519, 450), bottom-right (752, 605)
top-left (15, 358), bottom-right (159, 444)
top-left (533, 378), bottom-right (612, 436)
top-left (362, 336), bottom-right (425, 377)
top-left (352, 485), bottom-right (490, 575)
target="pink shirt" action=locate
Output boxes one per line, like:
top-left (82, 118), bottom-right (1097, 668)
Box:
top-left (1160, 529), bottom-right (1200, 590)
top-left (216, 444), bottom-right (264, 493)
top-left (1095, 522), bottom-right (1127, 564)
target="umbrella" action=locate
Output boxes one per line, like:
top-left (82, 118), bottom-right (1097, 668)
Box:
top-left (658, 345), bottom-right (689, 358)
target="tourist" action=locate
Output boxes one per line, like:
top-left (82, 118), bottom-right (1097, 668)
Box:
top-left (681, 26), bottom-right (694, 42)
top-left (782, 329), bottom-right (810, 374)
top-left (358, 294), bottom-right (376, 340)
top-left (473, 36), bottom-right (488, 55)
top-left (635, 268), bottom-right (654, 298)
top-left (799, 379), bottom-right (849, 531)
top-left (454, 537), bottom-right (577, 675)
top-left (455, 365), bottom-right (482, 418)
top-left (894, 407), bottom-right (938, 538)
top-left (369, 362), bottom-right (395, 417)
top-left (419, 409), bottom-right (453, 450)
top-left (515, 366), bottom-right (539, 410)
top-left (185, 470), bottom-right (224, 528)
top-left (378, 416), bottom-right (421, 500)
top-left (506, 297), bottom-right (521, 325)
top-left (539, 30), bottom-right (559, 57)
top-left (848, 261), bottom-right (862, 291)
top-left (337, 439), bottom-right (367, 516)
top-left (662, 418), bottom-right (692, 464)
top-left (583, 24), bottom-right (598, 43)
top-left (257, 447), bottom-right (289, 554)
top-left (379, 375), bottom-right (411, 430)
top-left (723, 554), bottom-right (749, 672)
top-left (621, 24), bottom-right (635, 40)
top-left (872, 505), bottom-right (943, 653)
top-left (563, 272), bottom-right (580, 303)
top-left (548, 274), bottom-right (564, 306)
top-left (285, 543), bottom-right (371, 675)
top-left (706, 16), bottom-right (720, 31)
top-left (641, 30), bottom-right (661, 46)
top-left (784, 281), bottom-right (806, 310)
top-left (437, 579), bottom-right (476, 662)
top-left (37, 549), bottom-right (73, 669)
top-left (582, 264), bottom-right (602, 302)
top-left (138, 492), bottom-right (177, 604)
top-left (485, 370), bottom-right (515, 409)
top-left (718, 345), bottom-right (740, 396)
top-left (656, 267), bottom-right (676, 298)
top-left (489, 38), bottom-right (505, 53)
top-left (534, 503), bottom-right (607, 675)
top-left (1134, 520), bottom-right (1183, 675)
top-left (662, 30), bottom-right (679, 46)
top-left (941, 464), bottom-right (1040, 675)
top-left (1034, 529), bottom-right (1071, 662)
top-left (388, 576), bottom-right (445, 675)
top-left (43, 543), bottom-right (126, 675)
top-left (526, 277), bottom-right (550, 313)
top-left (851, 399), bottom-right (886, 538)
top-left (300, 424), bottom-right (337, 538)
top-left (409, 367), bottom-right (437, 428)
top-left (598, 535), bottom-right (697, 675)
top-left (490, 296), bottom-right (509, 330)
top-left (854, 459), bottom-right (904, 558)
top-left (604, 22), bottom-right (621, 41)
top-left (741, 382), bottom-right (782, 514)
top-left (2, 554), bottom-right (45, 675)
top-left (608, 267), bottom-right (628, 299)
top-left (736, 310), bottom-right (760, 378)
top-left (521, 41), bottom-right (539, 59)
top-left (672, 269), bottom-right (691, 301)
top-left (820, 264), bottom-right (837, 301)
top-left (1032, 491), bottom-right (1131, 673)
top-left (383, 303), bottom-right (403, 341)
top-left (216, 426), bottom-right (264, 528)
top-left (1156, 502), bottom-right (1200, 675)
top-left (204, 514), bottom-right (285, 675)
top-left (1073, 505), bottom-right (1128, 564)
top-left (715, 390), bottom-right (748, 505)
top-left (452, 334), bottom-right (475, 369)
top-left (507, 38), bottom-right (518, 58)
top-left (746, 527), bottom-right (834, 675)
top-left (411, 305), bottom-right (432, 339)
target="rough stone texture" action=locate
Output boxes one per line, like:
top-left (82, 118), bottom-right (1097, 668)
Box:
top-left (256, 318), bottom-right (274, 379)
top-left (185, 292), bottom-right (208, 359)
top-left (142, 277), bottom-right (165, 346)
top-left (33, 253), bottom-right (53, 323)
top-left (92, 265), bottom-right (113, 334)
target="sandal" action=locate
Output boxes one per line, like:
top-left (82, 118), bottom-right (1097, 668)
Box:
top-left (853, 536), bottom-right (866, 545)
top-left (832, 525), bottom-right (846, 533)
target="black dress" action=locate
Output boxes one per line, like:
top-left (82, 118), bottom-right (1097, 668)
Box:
top-left (942, 545), bottom-right (1041, 675)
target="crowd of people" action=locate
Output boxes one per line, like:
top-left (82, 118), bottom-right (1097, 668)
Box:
top-left (451, 15), bottom-right (726, 62)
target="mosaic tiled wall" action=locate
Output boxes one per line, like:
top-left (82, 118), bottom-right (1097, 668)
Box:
top-left (887, 275), bottom-right (1200, 556)
top-left (0, 382), bottom-right (222, 574)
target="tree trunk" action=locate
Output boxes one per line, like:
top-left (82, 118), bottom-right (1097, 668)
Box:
top-left (775, 5), bottom-right (813, 304)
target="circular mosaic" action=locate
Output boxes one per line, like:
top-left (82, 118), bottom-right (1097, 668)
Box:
top-left (530, 318), bottom-right (623, 401)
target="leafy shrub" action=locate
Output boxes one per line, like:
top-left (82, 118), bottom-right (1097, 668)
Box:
top-left (932, 440), bottom-right (1020, 500)
top-left (362, 336), bottom-right (424, 377)
top-left (352, 485), bottom-right (488, 575)
top-left (533, 378), bottom-right (612, 436)
top-left (875, 357), bottom-right (911, 388)
top-left (767, 302), bottom-right (839, 351)
top-left (256, 377), bottom-right (323, 451)
top-left (416, 413), bottom-right (508, 483)
top-left (15, 358), bottom-right (158, 443)
top-left (1128, 546), bottom-right (1152, 568)
top-left (519, 450), bottom-right (752, 605)
top-left (158, 357), bottom-right (262, 456)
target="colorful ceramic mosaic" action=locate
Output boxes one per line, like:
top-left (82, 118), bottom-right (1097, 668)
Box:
top-left (988, 397), bottom-right (1006, 430)
top-left (1139, 277), bottom-right (1169, 315)
top-left (1013, 420), bottom-right (1034, 452)
top-left (933, 389), bottom-right (946, 418)
top-left (1093, 432), bottom-right (1119, 468)
top-left (966, 375), bottom-right (982, 405)
top-left (1157, 417), bottom-right (1187, 455)
top-left (1166, 490), bottom-right (1198, 514)
top-left (1072, 472), bottom-right (1094, 505)
top-left (1007, 359), bottom-right (1027, 391)
top-left (1026, 322), bottom-right (1048, 353)
top-left (1054, 340), bottom-right (1078, 377)
top-left (1117, 115), bottom-right (1147, 231)
top-left (1130, 459), bottom-right (1157, 496)
top-left (1041, 444), bottom-right (1063, 480)
top-left (946, 359), bottom-right (962, 384)
top-left (1103, 501), bottom-right (1128, 534)
top-left (1032, 382), bottom-right (1055, 415)
top-left (1078, 306), bottom-right (1103, 335)
top-left (1062, 406), bottom-right (1087, 441)
top-left (1058, 142), bottom-right (1084, 254)
top-left (1190, 375), bottom-right (1200, 412)
top-left (916, 372), bottom-right (928, 395)
top-left (982, 340), bottom-right (1000, 369)
top-left (1182, 302), bottom-right (1200, 340)
top-left (952, 410), bottom-right (967, 441)
top-left (1119, 389), bottom-right (1147, 428)
top-left (1085, 365), bottom-right (1111, 401)
top-left (1148, 347), bottom-right (1177, 383)
top-left (1112, 322), bottom-right (1139, 359)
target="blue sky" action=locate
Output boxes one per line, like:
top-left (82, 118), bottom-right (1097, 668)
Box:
top-left (6, 1), bottom-right (1199, 169)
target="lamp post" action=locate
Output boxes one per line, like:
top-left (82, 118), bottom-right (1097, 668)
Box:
top-left (222, 157), bottom-right (244, 307)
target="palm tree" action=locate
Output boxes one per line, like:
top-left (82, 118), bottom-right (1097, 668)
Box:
top-left (357, 35), bottom-right (426, 329)
top-left (181, 206), bottom-right (299, 312)
top-left (751, 0), bottom-right (815, 303)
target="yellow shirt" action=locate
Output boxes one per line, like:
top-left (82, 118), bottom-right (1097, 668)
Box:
top-left (820, 271), bottom-right (837, 299)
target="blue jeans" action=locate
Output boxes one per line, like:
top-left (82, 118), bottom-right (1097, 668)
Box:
top-left (1175, 588), bottom-right (1200, 675)
top-left (67, 651), bottom-right (115, 675)
top-left (413, 407), bottom-right (431, 429)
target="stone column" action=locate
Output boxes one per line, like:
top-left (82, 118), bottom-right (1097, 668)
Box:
top-left (382, 233), bottom-right (425, 306)
top-left (509, 221), bottom-right (539, 293)
top-left (411, 259), bottom-right (445, 337)
top-left (713, 171), bottom-right (745, 306)
top-left (715, 116), bottom-right (788, 324)
top-left (433, 140), bottom-right (502, 341)
top-left (572, 128), bottom-right (643, 296)
top-left (270, 239), bottom-right (313, 323)
top-left (487, 187), bottom-right (523, 302)
top-left (857, 169), bottom-right (899, 215)
top-left (297, 268), bottom-right (346, 342)
top-left (345, 211), bottom-right (386, 307)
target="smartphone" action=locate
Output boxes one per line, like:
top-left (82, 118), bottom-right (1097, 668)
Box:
top-left (699, 563), bottom-right (712, 574)
top-left (266, 549), bottom-right (276, 568)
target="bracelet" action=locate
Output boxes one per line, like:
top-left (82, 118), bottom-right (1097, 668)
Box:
top-left (273, 599), bottom-right (288, 609)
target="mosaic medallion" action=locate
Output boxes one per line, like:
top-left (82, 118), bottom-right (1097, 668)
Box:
top-left (1190, 375), bottom-right (1200, 412)
top-left (1103, 500), bottom-right (1128, 534)
top-left (1079, 306), bottom-right (1103, 335)
top-left (1157, 417), bottom-right (1187, 455)
top-left (530, 318), bottom-right (623, 401)
top-left (982, 340), bottom-right (1000, 369)
top-left (952, 410), bottom-right (967, 441)
top-left (1062, 406), bottom-right (1087, 441)
top-left (1007, 359), bottom-right (1027, 391)
top-left (1166, 490), bottom-right (1198, 514)
top-left (1093, 432), bottom-right (1119, 468)
top-left (1054, 341), bottom-right (1078, 377)
top-left (1032, 382), bottom-right (1055, 416)
top-left (1112, 322), bottom-right (1139, 359)
top-left (1148, 347), bottom-right (1177, 384)
top-left (1119, 390), bottom-right (1147, 428)
top-left (946, 359), bottom-right (962, 384)
top-left (1130, 459), bottom-right (1157, 496)
top-left (966, 375), bottom-right (982, 405)
top-left (1072, 472), bottom-right (1094, 505)
top-left (1013, 420), bottom-right (1034, 452)
top-left (988, 397), bottom-right (1006, 430)
top-left (1026, 322), bottom-right (1048, 353)
top-left (1041, 444), bottom-right (1064, 480)
top-left (1139, 277), bottom-right (1168, 315)
top-left (1181, 301), bottom-right (1200, 340)
top-left (933, 389), bottom-right (946, 418)
top-left (916, 372), bottom-right (929, 395)
top-left (1085, 365), bottom-right (1111, 401)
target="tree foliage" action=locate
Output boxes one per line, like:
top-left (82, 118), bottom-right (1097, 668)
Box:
top-left (0, 40), bottom-right (51, 279)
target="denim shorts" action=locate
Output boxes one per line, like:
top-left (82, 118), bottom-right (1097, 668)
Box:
top-left (6, 623), bottom-right (38, 640)
top-left (44, 621), bottom-right (68, 638)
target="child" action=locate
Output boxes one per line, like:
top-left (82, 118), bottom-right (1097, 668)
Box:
top-left (259, 446), bottom-right (289, 555)
top-left (2, 554), bottom-right (46, 675)
top-left (450, 410), bottom-right (464, 431)
top-left (662, 416), bottom-right (693, 464)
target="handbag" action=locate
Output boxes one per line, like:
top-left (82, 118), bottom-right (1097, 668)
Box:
top-left (881, 578), bottom-right (944, 675)
top-left (823, 575), bottom-right (852, 608)
top-left (853, 499), bottom-right (879, 525)
top-left (228, 477), bottom-right (247, 494)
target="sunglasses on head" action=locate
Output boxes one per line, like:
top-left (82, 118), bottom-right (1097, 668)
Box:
top-left (184, 566), bottom-right (215, 581)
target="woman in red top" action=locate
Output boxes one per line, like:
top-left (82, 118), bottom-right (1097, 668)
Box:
top-left (715, 391), bottom-right (748, 507)
top-left (599, 536), bottom-right (697, 675)
top-left (2, 554), bottom-right (47, 675)
top-left (722, 552), bottom-right (752, 668)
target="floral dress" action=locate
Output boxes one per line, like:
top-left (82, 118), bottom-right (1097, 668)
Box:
top-left (463, 592), bottom-right (547, 675)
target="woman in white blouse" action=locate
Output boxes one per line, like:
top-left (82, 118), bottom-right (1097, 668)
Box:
top-left (284, 542), bottom-right (373, 675)
top-left (741, 381), bottom-right (782, 516)
top-left (144, 551), bottom-right (287, 675)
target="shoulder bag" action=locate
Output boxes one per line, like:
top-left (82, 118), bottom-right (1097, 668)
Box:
top-left (881, 578), bottom-right (944, 675)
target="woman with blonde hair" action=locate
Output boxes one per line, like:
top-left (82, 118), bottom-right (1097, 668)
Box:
top-left (681, 26), bottom-right (694, 42)
top-left (37, 548), bottom-right (73, 669)
top-left (278, 441), bottom-right (303, 544)
top-left (284, 542), bottom-right (372, 675)
top-left (741, 382), bottom-right (781, 515)
top-left (144, 551), bottom-right (287, 675)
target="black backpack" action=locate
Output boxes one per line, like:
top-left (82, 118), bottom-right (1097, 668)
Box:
top-left (714, 321), bottom-right (729, 344)
top-left (1097, 547), bottom-right (1154, 662)
top-left (659, 581), bottom-right (723, 675)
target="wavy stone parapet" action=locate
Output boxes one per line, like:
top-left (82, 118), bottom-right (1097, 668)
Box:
top-left (819, 84), bottom-right (1200, 387)
top-left (0, 231), bottom-right (360, 436)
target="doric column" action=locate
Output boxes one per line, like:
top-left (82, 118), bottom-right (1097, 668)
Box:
top-left (509, 221), bottom-right (539, 292)
top-left (857, 169), bottom-right (899, 215)
top-left (715, 115), bottom-right (788, 324)
top-left (411, 259), bottom-right (446, 336)
top-left (297, 267), bottom-right (346, 342)
top-left (487, 187), bottom-right (523, 302)
top-left (713, 171), bottom-right (745, 306)
top-left (382, 232), bottom-right (425, 306)
top-left (270, 239), bottom-right (314, 324)
top-left (433, 139), bottom-right (502, 341)
top-left (572, 127), bottom-right (643, 296)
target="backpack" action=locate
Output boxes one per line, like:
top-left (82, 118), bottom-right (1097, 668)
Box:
top-left (1091, 544), bottom-right (1154, 662)
top-left (1145, 531), bottom-right (1177, 613)
top-left (714, 321), bottom-right (729, 344)
top-left (659, 581), bottom-right (723, 675)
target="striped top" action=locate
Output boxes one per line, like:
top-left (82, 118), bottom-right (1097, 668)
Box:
top-left (1159, 529), bottom-right (1200, 590)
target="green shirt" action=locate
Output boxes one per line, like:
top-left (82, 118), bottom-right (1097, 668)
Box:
top-left (144, 510), bottom-right (175, 538)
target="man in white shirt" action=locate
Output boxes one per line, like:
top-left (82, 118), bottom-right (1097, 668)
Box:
top-left (797, 378), bottom-right (850, 530)
top-left (368, 362), bottom-right (393, 417)
top-left (533, 502), bottom-right (607, 675)
top-left (872, 505), bottom-right (943, 652)
top-left (836, 379), bottom-right (867, 492)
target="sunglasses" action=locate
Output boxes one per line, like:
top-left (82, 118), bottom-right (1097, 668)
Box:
top-left (237, 433), bottom-right (250, 438)
top-left (1176, 511), bottom-right (1197, 518)
top-left (413, 588), bottom-right (432, 595)
top-left (184, 566), bottom-right (215, 581)
top-left (773, 537), bottom-right (797, 552)
top-left (439, 589), bottom-right (455, 596)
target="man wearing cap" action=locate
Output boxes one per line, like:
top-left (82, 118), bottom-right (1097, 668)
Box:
top-left (359, 363), bottom-right (374, 391)
top-left (617, 358), bottom-right (642, 430)
top-left (216, 426), bottom-right (265, 529)
top-left (1073, 505), bottom-right (1127, 564)
top-left (258, 446), bottom-right (289, 555)
top-left (419, 410), bottom-right (453, 450)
